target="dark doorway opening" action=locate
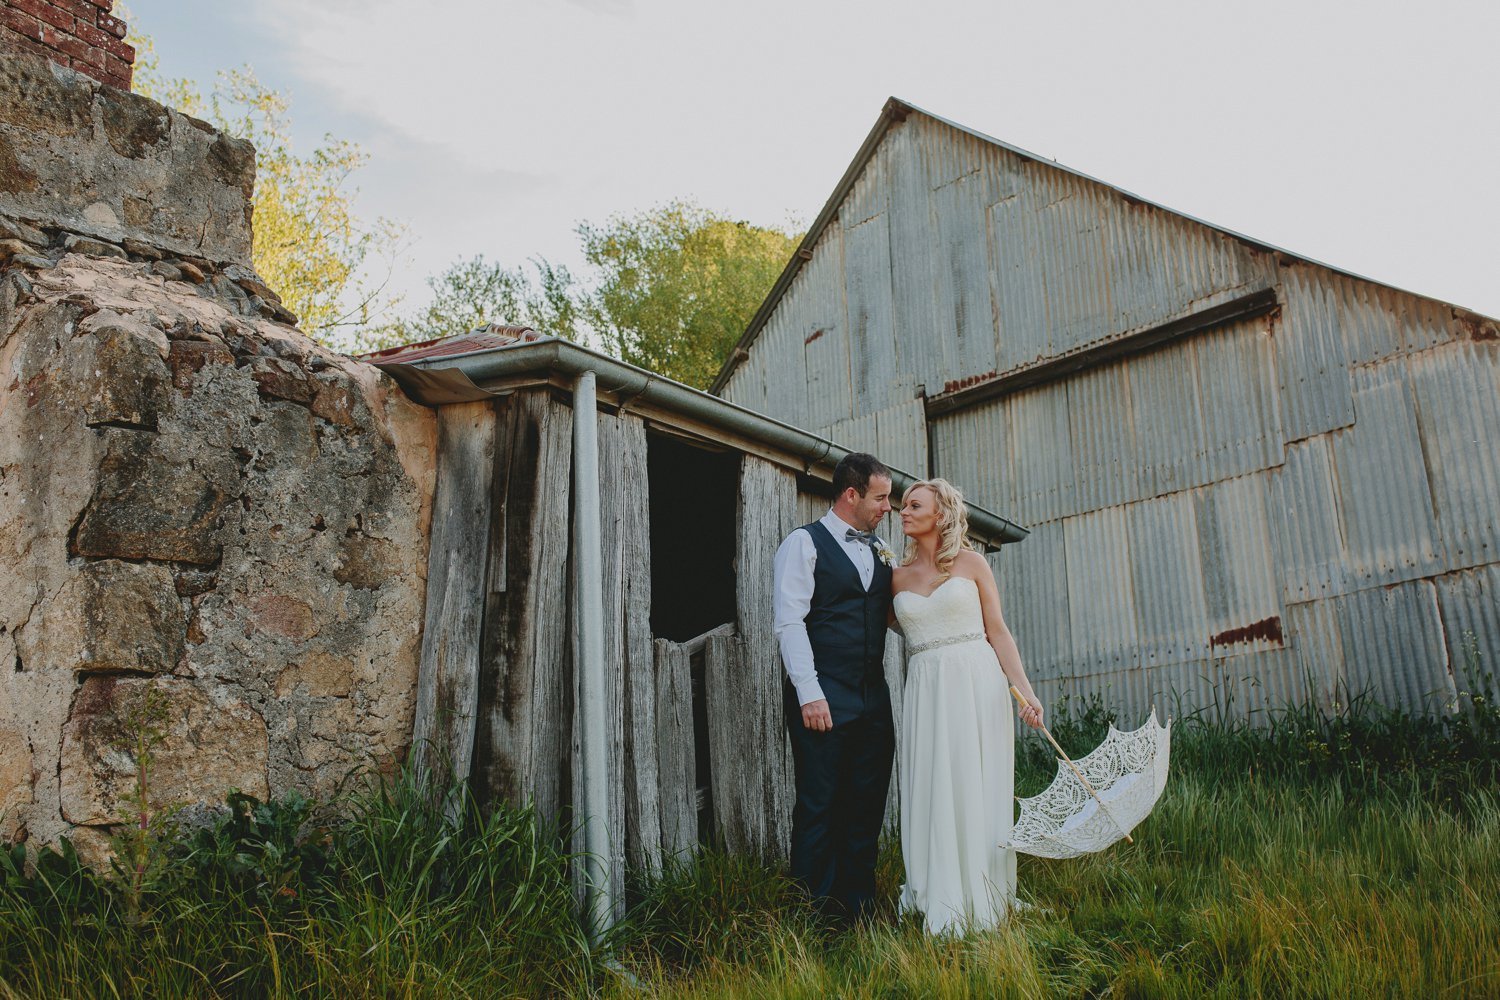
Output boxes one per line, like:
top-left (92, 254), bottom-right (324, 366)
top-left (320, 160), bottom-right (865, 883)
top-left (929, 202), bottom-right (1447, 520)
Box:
top-left (646, 433), bottom-right (738, 642)
top-left (647, 431), bottom-right (739, 844)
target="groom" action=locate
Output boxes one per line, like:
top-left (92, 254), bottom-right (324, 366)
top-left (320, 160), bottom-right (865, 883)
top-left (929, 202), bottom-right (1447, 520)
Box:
top-left (773, 452), bottom-right (896, 923)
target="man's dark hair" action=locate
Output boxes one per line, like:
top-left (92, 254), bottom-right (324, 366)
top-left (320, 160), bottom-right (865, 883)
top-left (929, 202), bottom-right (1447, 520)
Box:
top-left (832, 453), bottom-right (891, 498)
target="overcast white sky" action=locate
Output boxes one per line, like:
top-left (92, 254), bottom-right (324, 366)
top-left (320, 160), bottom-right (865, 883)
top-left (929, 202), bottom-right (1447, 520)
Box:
top-left (132, 0), bottom-right (1500, 323)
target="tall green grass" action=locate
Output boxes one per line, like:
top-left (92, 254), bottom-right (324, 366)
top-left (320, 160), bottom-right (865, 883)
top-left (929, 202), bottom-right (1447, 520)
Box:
top-left (0, 767), bottom-right (590, 998)
top-left (2, 688), bottom-right (1497, 998)
top-left (608, 690), bottom-right (1500, 998)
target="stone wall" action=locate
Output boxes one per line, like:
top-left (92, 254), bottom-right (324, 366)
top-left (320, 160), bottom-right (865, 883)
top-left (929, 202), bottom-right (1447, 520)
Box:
top-left (0, 48), bottom-right (437, 859)
top-left (1, 38), bottom-right (252, 268)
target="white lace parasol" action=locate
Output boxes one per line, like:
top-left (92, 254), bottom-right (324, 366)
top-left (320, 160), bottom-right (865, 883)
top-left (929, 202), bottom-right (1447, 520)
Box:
top-left (1008, 700), bottom-right (1172, 859)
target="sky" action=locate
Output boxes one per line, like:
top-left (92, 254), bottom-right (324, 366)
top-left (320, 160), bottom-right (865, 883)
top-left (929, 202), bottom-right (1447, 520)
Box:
top-left (129, 0), bottom-right (1500, 324)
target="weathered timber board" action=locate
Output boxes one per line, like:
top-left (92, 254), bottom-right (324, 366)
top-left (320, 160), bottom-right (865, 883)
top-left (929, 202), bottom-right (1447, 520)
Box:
top-left (653, 637), bottom-right (697, 857)
top-left (412, 401), bottom-right (496, 796)
top-left (706, 455), bottom-right (799, 858)
top-left (601, 413), bottom-right (662, 873)
top-left (471, 391), bottom-right (573, 823)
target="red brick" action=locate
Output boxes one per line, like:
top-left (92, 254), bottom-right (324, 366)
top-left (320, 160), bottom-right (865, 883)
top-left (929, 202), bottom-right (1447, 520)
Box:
top-left (39, 25), bottom-right (97, 64)
top-left (47, 0), bottom-right (86, 17)
top-left (103, 51), bottom-right (130, 88)
top-left (97, 32), bottom-right (132, 62)
top-left (96, 11), bottom-right (125, 38)
top-left (83, 0), bottom-right (113, 9)
top-left (0, 8), bottom-right (44, 40)
top-left (11, 0), bottom-right (74, 33)
top-left (72, 18), bottom-right (109, 47)
top-left (50, 0), bottom-right (104, 20)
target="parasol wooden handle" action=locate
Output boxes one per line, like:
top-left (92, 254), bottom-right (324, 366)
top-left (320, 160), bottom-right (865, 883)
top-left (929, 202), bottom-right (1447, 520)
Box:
top-left (1011, 685), bottom-right (1133, 845)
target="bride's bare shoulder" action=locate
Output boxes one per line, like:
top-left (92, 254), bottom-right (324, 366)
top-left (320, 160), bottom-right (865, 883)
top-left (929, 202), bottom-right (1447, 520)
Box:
top-left (953, 549), bottom-right (992, 579)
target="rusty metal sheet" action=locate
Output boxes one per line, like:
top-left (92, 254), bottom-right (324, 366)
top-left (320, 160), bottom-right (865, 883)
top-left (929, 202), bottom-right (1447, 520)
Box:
top-left (989, 182), bottom-right (1055, 372)
top-left (1331, 362), bottom-right (1444, 588)
top-left (1192, 474), bottom-right (1285, 658)
top-left (930, 393), bottom-right (1014, 516)
top-left (1434, 563), bottom-right (1500, 703)
top-left (1269, 437), bottom-right (1349, 603)
top-left (1067, 363), bottom-right (1140, 513)
top-left (1408, 340), bottom-right (1500, 572)
top-left (842, 136), bottom-right (889, 230)
top-left (799, 225), bottom-right (853, 432)
top-left (874, 398), bottom-right (929, 481)
top-left (994, 525), bottom-right (1071, 682)
top-left (759, 308), bottom-right (809, 428)
top-left (930, 168), bottom-right (1000, 383)
top-left (1127, 337), bottom-right (1209, 497)
top-left (1214, 649), bottom-right (1309, 722)
top-left (1063, 507), bottom-right (1139, 677)
top-left (1007, 386), bottom-right (1075, 524)
top-left (825, 411), bottom-right (878, 462)
top-left (1284, 598), bottom-right (1346, 711)
top-left (1126, 493), bottom-right (1210, 668)
top-left (822, 399), bottom-right (926, 481)
top-left (1194, 315), bottom-right (1285, 482)
top-left (842, 211), bottom-right (905, 409)
top-left (1287, 581), bottom-right (1453, 714)
top-left (1276, 265), bottom-right (1356, 441)
top-left (885, 122), bottom-right (940, 401)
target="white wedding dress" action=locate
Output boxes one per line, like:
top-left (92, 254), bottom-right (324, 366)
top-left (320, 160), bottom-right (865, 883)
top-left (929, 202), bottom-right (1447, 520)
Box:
top-left (894, 575), bottom-right (1016, 934)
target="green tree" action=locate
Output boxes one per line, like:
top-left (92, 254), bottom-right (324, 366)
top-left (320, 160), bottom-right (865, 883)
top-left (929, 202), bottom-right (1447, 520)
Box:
top-left (364, 255), bottom-right (580, 353)
top-left (384, 201), bottom-right (799, 387)
top-left (580, 201), bottom-right (799, 389)
top-left (129, 30), bottom-right (403, 351)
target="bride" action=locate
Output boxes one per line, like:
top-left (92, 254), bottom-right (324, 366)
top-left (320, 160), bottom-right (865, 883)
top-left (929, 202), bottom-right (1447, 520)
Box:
top-left (892, 478), bottom-right (1045, 934)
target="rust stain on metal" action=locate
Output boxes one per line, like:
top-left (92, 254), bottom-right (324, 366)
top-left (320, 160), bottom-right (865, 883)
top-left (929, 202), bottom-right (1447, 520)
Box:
top-left (804, 328), bottom-right (826, 346)
top-left (1454, 311), bottom-right (1499, 342)
top-left (941, 370), bottom-right (998, 394)
top-left (1211, 616), bottom-right (1284, 649)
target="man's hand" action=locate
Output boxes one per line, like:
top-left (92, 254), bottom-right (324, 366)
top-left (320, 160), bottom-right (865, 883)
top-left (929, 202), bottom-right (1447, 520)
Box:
top-left (801, 699), bottom-right (833, 733)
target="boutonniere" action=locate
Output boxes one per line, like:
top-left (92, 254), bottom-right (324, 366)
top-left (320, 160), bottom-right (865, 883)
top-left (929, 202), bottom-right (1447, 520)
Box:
top-left (873, 538), bottom-right (895, 566)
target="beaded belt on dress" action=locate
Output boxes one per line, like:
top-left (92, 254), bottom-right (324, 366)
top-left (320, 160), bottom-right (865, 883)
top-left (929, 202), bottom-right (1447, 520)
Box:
top-left (907, 632), bottom-right (985, 654)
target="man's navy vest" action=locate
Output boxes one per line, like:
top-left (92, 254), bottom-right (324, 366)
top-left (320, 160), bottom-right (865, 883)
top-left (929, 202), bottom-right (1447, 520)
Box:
top-left (796, 519), bottom-right (893, 724)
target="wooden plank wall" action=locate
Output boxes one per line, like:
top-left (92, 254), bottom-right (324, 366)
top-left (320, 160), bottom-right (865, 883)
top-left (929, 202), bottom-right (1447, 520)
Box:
top-left (703, 456), bottom-right (798, 858)
top-left (568, 410), bottom-right (655, 918)
top-left (652, 637), bottom-right (697, 857)
top-left (602, 413), bottom-right (661, 874)
top-left (471, 392), bottom-right (574, 822)
top-left (411, 401), bottom-right (496, 799)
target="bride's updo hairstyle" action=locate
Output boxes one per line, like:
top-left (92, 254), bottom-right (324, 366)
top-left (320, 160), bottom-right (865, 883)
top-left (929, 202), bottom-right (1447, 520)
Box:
top-left (900, 478), bottom-right (973, 578)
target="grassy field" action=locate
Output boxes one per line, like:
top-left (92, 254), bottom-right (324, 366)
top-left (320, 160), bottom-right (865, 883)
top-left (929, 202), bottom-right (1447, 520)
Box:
top-left (2, 689), bottom-right (1497, 998)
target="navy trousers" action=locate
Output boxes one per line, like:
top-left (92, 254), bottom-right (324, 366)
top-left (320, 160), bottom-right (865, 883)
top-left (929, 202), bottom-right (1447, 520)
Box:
top-left (784, 688), bottom-right (895, 920)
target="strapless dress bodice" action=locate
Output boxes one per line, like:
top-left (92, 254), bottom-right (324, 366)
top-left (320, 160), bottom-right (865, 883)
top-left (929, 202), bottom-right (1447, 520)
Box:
top-left (893, 576), bottom-right (987, 653)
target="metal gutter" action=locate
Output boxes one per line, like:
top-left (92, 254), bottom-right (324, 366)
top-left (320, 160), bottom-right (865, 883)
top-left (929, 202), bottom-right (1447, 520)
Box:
top-left (375, 337), bottom-right (1029, 547)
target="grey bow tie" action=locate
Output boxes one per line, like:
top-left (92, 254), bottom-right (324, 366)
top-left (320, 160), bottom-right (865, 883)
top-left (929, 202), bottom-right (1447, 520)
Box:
top-left (845, 528), bottom-right (876, 546)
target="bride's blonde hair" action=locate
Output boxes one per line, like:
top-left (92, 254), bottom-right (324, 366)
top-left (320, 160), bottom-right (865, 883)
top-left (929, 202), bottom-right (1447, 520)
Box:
top-left (900, 478), bottom-right (972, 577)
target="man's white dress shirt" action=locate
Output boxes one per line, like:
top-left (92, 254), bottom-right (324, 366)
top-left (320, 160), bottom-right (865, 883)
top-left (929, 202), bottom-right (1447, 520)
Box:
top-left (773, 509), bottom-right (882, 707)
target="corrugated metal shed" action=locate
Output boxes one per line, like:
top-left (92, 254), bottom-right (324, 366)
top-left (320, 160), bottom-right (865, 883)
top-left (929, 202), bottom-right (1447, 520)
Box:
top-left (714, 97), bottom-right (1500, 720)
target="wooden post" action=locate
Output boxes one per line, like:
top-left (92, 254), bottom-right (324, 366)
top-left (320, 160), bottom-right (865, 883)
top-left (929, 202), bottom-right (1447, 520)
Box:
top-left (411, 402), bottom-right (496, 805)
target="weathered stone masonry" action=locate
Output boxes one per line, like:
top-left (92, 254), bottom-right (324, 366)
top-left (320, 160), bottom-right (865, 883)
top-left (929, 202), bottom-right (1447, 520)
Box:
top-left (0, 40), bottom-right (436, 860)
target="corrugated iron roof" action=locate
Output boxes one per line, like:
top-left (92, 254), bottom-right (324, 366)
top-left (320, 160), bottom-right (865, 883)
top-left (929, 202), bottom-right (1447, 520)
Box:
top-left (708, 96), bottom-right (1499, 396)
top-left (357, 325), bottom-right (543, 365)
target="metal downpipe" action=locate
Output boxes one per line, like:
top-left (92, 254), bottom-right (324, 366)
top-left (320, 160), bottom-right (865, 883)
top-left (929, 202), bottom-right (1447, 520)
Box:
top-left (571, 370), bottom-right (613, 944)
